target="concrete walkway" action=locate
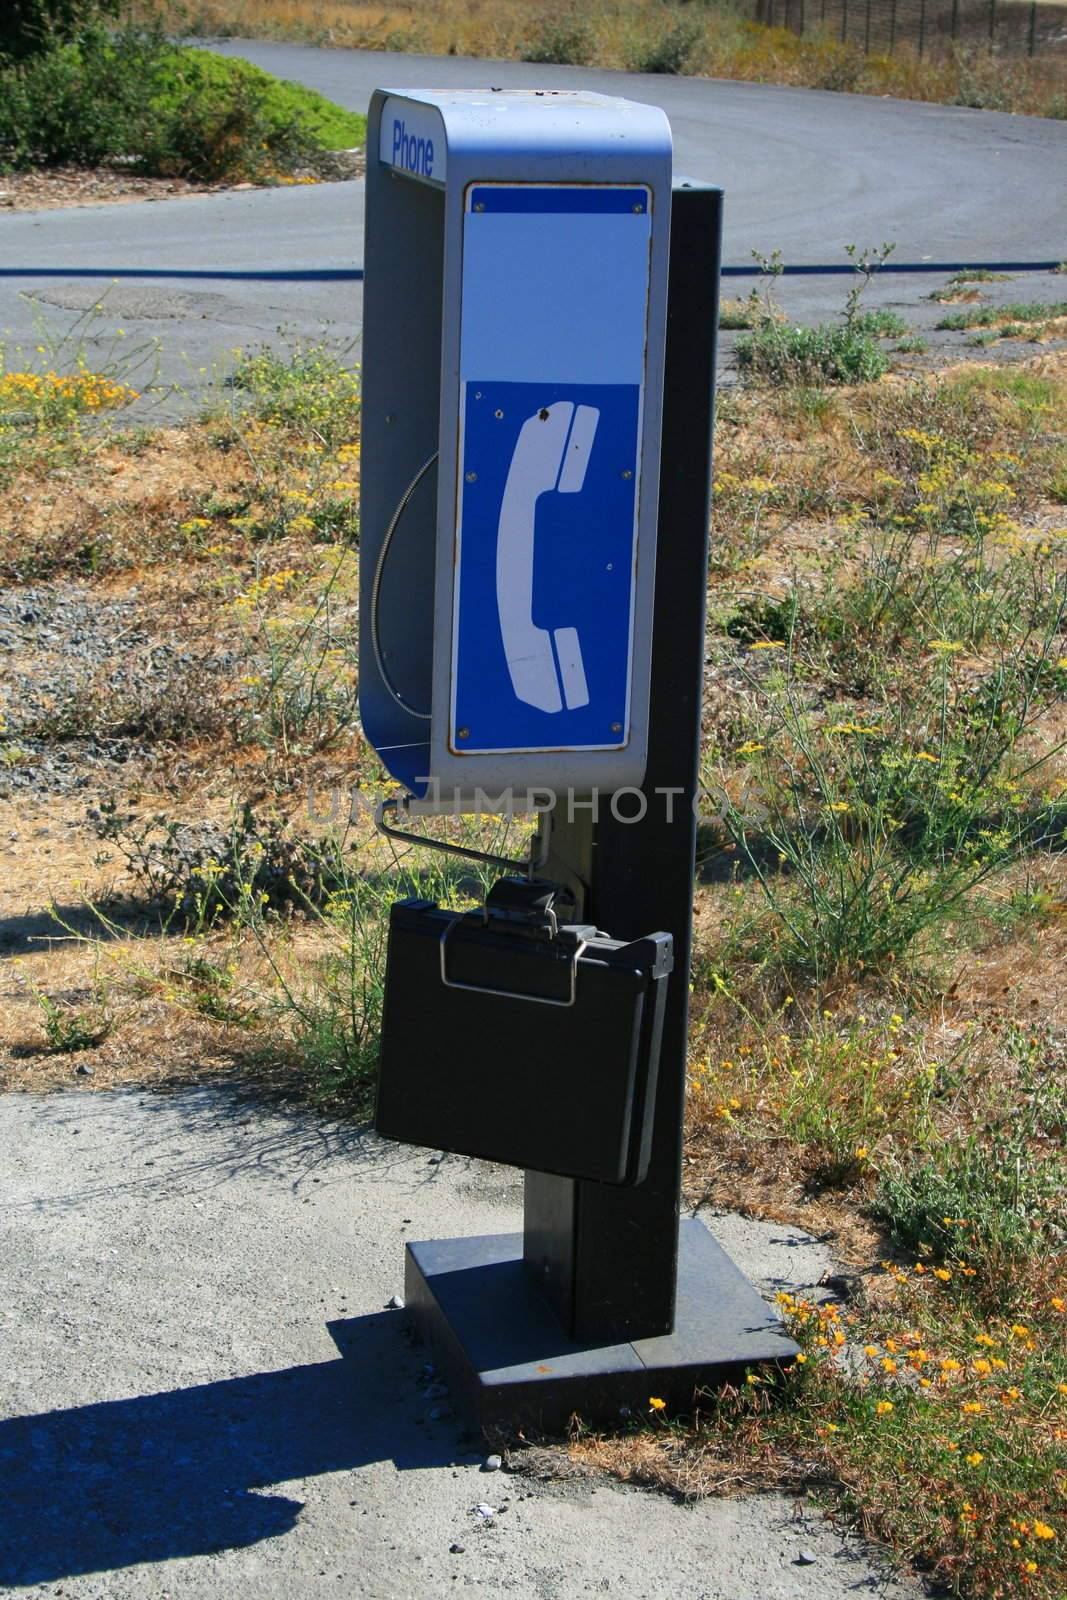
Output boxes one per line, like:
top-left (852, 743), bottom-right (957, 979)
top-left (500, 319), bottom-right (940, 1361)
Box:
top-left (0, 1086), bottom-right (923, 1598)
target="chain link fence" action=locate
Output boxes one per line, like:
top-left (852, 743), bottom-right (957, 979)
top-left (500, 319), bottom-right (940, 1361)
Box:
top-left (752, 0), bottom-right (1067, 57)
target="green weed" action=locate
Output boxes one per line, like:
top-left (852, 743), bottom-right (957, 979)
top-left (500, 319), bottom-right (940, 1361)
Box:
top-left (624, 15), bottom-right (703, 74)
top-left (936, 302), bottom-right (1067, 332)
top-left (227, 340), bottom-right (360, 446)
top-left (850, 309), bottom-right (908, 340)
top-left (165, 948), bottom-right (258, 1026)
top-left (874, 1136), bottom-right (1064, 1287)
top-left (711, 631), bottom-right (1064, 983)
top-left (719, 291), bottom-right (767, 331)
top-left (736, 243), bottom-right (895, 387)
top-left (228, 549), bottom-right (360, 757)
top-left (736, 321), bottom-right (889, 387)
top-left (930, 270), bottom-right (1011, 303)
top-left (33, 989), bottom-right (114, 1053)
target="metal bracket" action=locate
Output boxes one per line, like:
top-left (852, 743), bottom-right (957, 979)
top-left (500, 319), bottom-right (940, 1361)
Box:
top-left (438, 919), bottom-right (585, 1007)
top-left (374, 797), bottom-right (551, 877)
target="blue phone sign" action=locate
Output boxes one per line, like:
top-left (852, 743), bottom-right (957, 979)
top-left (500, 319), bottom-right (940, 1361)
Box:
top-left (452, 380), bottom-right (639, 754)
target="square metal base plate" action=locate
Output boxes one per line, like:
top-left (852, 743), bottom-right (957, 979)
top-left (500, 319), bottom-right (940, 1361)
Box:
top-left (405, 1217), bottom-right (799, 1435)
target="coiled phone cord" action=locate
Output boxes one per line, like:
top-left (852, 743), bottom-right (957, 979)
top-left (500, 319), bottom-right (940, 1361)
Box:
top-left (369, 450), bottom-right (439, 721)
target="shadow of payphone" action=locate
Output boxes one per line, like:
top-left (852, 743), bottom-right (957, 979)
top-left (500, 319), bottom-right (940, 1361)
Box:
top-left (359, 89), bottom-right (798, 1434)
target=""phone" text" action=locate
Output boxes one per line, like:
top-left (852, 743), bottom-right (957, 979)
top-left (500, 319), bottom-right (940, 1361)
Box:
top-left (391, 118), bottom-right (436, 179)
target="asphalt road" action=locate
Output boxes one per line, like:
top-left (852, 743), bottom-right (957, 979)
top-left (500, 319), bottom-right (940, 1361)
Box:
top-left (0, 42), bottom-right (1064, 412)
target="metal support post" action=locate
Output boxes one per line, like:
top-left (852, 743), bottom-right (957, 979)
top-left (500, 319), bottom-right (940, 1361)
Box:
top-left (522, 181), bottom-right (722, 1342)
top-left (402, 180), bottom-right (799, 1434)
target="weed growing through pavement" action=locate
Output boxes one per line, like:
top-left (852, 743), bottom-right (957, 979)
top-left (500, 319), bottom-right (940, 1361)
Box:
top-left (735, 244), bottom-right (897, 387)
top-left (936, 301), bottom-right (1067, 338)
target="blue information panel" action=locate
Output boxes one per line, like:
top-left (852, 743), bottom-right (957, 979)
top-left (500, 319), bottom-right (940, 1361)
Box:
top-left (450, 183), bottom-right (652, 756)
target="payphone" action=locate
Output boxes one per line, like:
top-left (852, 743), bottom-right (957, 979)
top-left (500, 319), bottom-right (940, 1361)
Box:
top-left (360, 89), bottom-right (671, 809)
top-left (360, 90), bottom-right (797, 1431)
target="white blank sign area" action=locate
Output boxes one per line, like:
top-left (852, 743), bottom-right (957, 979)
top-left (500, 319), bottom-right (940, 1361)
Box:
top-left (459, 207), bottom-right (652, 386)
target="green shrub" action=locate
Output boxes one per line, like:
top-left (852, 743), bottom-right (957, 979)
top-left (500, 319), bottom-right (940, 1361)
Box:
top-left (0, 28), bottom-right (146, 167)
top-left (149, 46), bottom-right (364, 154)
top-left (521, 16), bottom-right (593, 65)
top-left (713, 583), bottom-right (1064, 981)
top-left (89, 799), bottom-right (349, 930)
top-left (625, 16), bottom-right (703, 74)
top-left (0, 0), bottom-right (118, 62)
top-left (0, 25), bottom-right (365, 178)
top-left (736, 320), bottom-right (889, 386)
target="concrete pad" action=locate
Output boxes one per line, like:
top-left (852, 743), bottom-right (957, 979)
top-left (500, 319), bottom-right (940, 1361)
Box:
top-left (0, 1086), bottom-right (921, 1598)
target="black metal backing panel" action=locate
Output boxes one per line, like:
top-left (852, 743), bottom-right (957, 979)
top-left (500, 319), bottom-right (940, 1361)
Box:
top-left (375, 900), bottom-right (672, 1186)
top-left (523, 183), bottom-right (724, 1341)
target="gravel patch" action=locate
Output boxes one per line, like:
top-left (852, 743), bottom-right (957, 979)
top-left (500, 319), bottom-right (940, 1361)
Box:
top-left (0, 581), bottom-right (238, 796)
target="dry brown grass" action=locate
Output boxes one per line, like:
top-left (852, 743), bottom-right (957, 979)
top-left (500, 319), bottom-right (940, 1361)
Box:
top-left (158, 0), bottom-right (1067, 117)
top-left (1, 334), bottom-right (1064, 1597)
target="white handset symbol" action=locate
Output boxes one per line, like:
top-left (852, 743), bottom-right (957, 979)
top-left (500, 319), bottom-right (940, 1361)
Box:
top-left (496, 401), bottom-right (599, 714)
